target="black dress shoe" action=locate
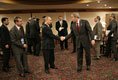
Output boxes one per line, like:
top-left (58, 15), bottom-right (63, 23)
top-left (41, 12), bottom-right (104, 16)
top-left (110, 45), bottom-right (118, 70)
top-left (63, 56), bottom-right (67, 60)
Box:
top-left (50, 66), bottom-right (58, 69)
top-left (61, 48), bottom-right (64, 51)
top-left (45, 70), bottom-right (50, 74)
top-left (87, 66), bottom-right (90, 71)
top-left (24, 71), bottom-right (32, 74)
top-left (93, 58), bottom-right (100, 60)
top-left (111, 58), bottom-right (118, 61)
top-left (71, 51), bottom-right (76, 53)
top-left (65, 48), bottom-right (69, 50)
top-left (19, 73), bottom-right (25, 77)
top-left (2, 68), bottom-right (11, 72)
top-left (77, 67), bottom-right (82, 72)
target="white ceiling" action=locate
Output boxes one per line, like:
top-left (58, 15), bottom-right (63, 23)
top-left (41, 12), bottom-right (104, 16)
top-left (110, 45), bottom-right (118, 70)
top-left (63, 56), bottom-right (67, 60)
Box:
top-left (0, 0), bottom-right (117, 10)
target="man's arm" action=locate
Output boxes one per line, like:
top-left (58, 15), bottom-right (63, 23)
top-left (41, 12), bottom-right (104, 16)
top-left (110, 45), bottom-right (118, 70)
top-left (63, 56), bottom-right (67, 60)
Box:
top-left (10, 29), bottom-right (24, 48)
top-left (85, 20), bottom-right (95, 46)
top-left (43, 26), bottom-right (60, 40)
top-left (108, 21), bottom-right (117, 37)
top-left (85, 20), bottom-right (94, 40)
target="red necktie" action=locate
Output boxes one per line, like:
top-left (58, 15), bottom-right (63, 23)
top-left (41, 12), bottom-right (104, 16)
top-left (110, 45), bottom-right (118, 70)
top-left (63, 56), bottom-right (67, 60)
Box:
top-left (77, 23), bottom-right (79, 32)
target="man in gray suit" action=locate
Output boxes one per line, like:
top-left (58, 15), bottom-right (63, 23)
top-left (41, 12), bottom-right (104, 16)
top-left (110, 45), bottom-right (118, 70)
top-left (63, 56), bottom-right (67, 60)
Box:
top-left (10, 17), bottom-right (31, 77)
top-left (61, 12), bottom-right (95, 72)
top-left (93, 16), bottom-right (103, 60)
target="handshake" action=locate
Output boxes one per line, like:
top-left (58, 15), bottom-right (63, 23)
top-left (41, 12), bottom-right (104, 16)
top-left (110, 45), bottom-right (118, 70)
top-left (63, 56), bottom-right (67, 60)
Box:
top-left (60, 36), bottom-right (65, 41)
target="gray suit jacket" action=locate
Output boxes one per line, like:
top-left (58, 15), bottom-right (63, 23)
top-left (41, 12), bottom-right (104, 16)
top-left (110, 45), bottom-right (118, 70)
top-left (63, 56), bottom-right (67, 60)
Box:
top-left (66, 19), bottom-right (94, 48)
top-left (10, 26), bottom-right (26, 53)
top-left (93, 21), bottom-right (103, 41)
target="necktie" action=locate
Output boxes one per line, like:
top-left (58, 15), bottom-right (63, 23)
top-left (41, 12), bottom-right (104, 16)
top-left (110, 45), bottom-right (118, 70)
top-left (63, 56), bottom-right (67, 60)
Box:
top-left (77, 23), bottom-right (79, 32)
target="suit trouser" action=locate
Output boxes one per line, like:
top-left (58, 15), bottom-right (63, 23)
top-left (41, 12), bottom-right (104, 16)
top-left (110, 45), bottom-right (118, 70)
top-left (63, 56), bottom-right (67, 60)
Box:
top-left (27, 38), bottom-right (32, 53)
top-left (77, 43), bottom-right (91, 68)
top-left (31, 38), bottom-right (40, 55)
top-left (2, 47), bottom-right (10, 69)
top-left (111, 40), bottom-right (117, 59)
top-left (94, 41), bottom-right (101, 58)
top-left (105, 37), bottom-right (112, 56)
top-left (60, 40), bottom-right (68, 49)
top-left (13, 49), bottom-right (29, 74)
top-left (72, 35), bottom-right (76, 51)
top-left (43, 49), bottom-right (55, 70)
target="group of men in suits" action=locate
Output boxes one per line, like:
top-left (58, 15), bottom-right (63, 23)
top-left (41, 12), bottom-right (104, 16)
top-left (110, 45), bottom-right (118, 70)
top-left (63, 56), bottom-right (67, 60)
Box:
top-left (0, 17), bottom-right (31, 77)
top-left (0, 12), bottom-right (118, 76)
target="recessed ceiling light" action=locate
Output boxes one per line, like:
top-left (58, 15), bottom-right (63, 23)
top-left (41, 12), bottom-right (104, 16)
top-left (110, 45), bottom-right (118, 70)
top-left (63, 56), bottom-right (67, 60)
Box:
top-left (109, 7), bottom-right (112, 8)
top-left (86, 4), bottom-right (90, 7)
top-left (104, 4), bottom-right (107, 7)
top-left (97, 1), bottom-right (100, 3)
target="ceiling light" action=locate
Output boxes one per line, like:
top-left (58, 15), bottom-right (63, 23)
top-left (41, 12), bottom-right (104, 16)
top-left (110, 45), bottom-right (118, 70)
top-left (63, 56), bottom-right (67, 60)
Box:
top-left (97, 1), bottom-right (100, 3)
top-left (104, 4), bottom-right (107, 7)
top-left (86, 4), bottom-right (90, 7)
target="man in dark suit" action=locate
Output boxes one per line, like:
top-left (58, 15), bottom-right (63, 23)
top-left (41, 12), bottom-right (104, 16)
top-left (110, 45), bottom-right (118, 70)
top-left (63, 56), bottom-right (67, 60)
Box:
top-left (0, 17), bottom-right (11, 72)
top-left (42, 16), bottom-right (61, 74)
top-left (56, 16), bottom-right (68, 50)
top-left (93, 16), bottom-right (103, 60)
top-left (61, 13), bottom-right (95, 72)
top-left (25, 17), bottom-right (32, 54)
top-left (104, 14), bottom-right (118, 61)
top-left (30, 17), bottom-right (40, 56)
top-left (10, 17), bottom-right (31, 77)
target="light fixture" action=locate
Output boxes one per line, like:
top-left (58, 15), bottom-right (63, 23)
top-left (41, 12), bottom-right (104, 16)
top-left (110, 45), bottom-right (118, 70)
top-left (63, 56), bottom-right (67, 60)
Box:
top-left (86, 4), bottom-right (90, 7)
top-left (97, 1), bottom-right (100, 3)
top-left (104, 4), bottom-right (107, 7)
top-left (109, 7), bottom-right (112, 8)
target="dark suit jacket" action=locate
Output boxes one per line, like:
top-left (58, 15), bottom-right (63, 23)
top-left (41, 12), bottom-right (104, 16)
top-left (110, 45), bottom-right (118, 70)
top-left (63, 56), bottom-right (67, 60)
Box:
top-left (30, 20), bottom-right (40, 39)
top-left (107, 19), bottom-right (118, 40)
top-left (10, 26), bottom-right (26, 52)
top-left (56, 20), bottom-right (68, 36)
top-left (42, 22), bottom-right (53, 28)
top-left (66, 19), bottom-right (94, 48)
top-left (0, 24), bottom-right (11, 48)
top-left (42, 24), bottom-right (60, 49)
top-left (25, 22), bottom-right (30, 39)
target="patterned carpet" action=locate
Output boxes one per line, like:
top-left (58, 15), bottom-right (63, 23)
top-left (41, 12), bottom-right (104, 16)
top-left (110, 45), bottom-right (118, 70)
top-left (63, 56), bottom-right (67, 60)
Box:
top-left (0, 43), bottom-right (118, 80)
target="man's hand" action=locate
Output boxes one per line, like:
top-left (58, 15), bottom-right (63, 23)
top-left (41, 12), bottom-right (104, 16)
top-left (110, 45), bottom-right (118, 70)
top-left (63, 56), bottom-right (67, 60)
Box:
top-left (91, 40), bottom-right (95, 46)
top-left (59, 27), bottom-right (64, 31)
top-left (60, 36), bottom-right (65, 41)
top-left (23, 44), bottom-right (28, 48)
top-left (5, 44), bottom-right (9, 49)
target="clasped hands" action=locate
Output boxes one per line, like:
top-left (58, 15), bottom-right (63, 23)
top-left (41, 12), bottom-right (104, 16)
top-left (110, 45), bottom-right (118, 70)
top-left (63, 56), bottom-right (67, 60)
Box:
top-left (59, 27), bottom-right (64, 31)
top-left (60, 36), bottom-right (65, 41)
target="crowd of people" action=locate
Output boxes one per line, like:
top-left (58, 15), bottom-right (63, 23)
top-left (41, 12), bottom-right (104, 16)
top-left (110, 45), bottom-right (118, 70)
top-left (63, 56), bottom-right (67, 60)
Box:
top-left (0, 12), bottom-right (118, 78)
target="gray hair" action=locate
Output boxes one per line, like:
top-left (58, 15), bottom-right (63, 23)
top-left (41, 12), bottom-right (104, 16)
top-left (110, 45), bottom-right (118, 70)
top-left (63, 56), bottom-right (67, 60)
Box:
top-left (71, 12), bottom-right (80, 18)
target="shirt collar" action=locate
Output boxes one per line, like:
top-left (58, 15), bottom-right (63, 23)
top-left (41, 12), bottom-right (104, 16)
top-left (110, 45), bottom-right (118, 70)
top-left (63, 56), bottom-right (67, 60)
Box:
top-left (15, 25), bottom-right (21, 30)
top-left (77, 19), bottom-right (80, 24)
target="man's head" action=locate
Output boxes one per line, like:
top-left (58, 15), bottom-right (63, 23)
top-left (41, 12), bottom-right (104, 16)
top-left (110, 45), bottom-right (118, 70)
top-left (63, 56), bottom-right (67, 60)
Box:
top-left (45, 16), bottom-right (52, 25)
top-left (109, 13), bottom-right (115, 20)
top-left (94, 16), bottom-right (101, 22)
top-left (14, 17), bottom-right (23, 26)
top-left (58, 16), bottom-right (63, 21)
top-left (42, 16), bottom-right (46, 22)
top-left (71, 12), bottom-right (80, 22)
top-left (1, 17), bottom-right (9, 25)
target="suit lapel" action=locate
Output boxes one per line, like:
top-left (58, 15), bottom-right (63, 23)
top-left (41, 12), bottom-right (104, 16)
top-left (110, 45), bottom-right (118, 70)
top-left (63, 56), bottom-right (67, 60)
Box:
top-left (14, 26), bottom-right (20, 37)
top-left (72, 22), bottom-right (78, 34)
